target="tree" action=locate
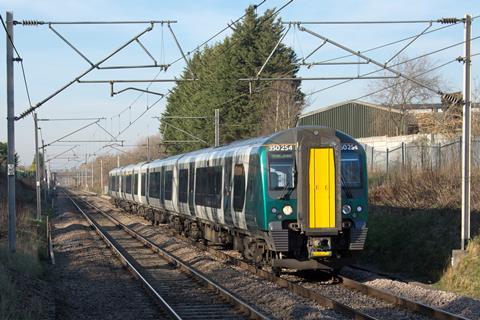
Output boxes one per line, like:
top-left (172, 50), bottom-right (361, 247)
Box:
top-left (29, 152), bottom-right (44, 174)
top-left (0, 142), bottom-right (19, 171)
top-left (368, 55), bottom-right (444, 135)
top-left (160, 6), bottom-right (303, 154)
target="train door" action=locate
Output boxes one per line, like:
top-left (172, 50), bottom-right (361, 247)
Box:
top-left (146, 168), bottom-right (150, 205)
top-left (308, 148), bottom-right (336, 229)
top-left (223, 156), bottom-right (233, 225)
top-left (188, 161), bottom-right (195, 215)
top-left (160, 166), bottom-right (165, 208)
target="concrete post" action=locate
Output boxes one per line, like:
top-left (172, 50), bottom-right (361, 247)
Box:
top-left (6, 11), bottom-right (16, 252)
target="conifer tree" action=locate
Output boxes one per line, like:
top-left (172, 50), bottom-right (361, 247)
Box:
top-left (160, 6), bottom-right (303, 154)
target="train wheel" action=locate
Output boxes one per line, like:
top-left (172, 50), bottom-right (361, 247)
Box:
top-left (243, 237), bottom-right (265, 264)
top-left (189, 222), bottom-right (202, 240)
top-left (272, 267), bottom-right (282, 277)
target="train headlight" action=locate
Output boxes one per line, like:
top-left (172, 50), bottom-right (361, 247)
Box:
top-left (356, 205), bottom-right (363, 213)
top-left (342, 204), bottom-right (352, 215)
top-left (282, 205), bottom-right (293, 216)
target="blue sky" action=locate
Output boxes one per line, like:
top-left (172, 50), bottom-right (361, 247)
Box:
top-left (0, 0), bottom-right (479, 169)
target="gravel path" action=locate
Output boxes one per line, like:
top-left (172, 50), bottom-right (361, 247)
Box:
top-left (51, 193), bottom-right (166, 320)
top-left (341, 266), bottom-right (480, 320)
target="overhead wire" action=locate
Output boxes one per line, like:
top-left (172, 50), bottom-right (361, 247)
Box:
top-left (306, 14), bottom-right (478, 65)
top-left (167, 0), bottom-right (269, 67)
top-left (178, 10), bottom-right (467, 114)
top-left (352, 51), bottom-right (480, 103)
top-left (305, 34), bottom-right (480, 97)
top-left (114, 0), bottom-right (291, 145)
top-left (115, 91), bottom-right (171, 138)
top-left (167, 0), bottom-right (295, 116)
top-left (112, 0), bottom-right (269, 123)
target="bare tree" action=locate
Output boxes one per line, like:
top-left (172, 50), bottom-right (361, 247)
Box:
top-left (258, 81), bottom-right (304, 135)
top-left (472, 77), bottom-right (480, 136)
top-left (368, 55), bottom-right (445, 135)
top-left (64, 134), bottom-right (167, 193)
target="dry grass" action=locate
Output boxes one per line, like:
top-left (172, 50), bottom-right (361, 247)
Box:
top-left (437, 236), bottom-right (480, 299)
top-left (369, 166), bottom-right (480, 210)
top-left (364, 165), bottom-right (480, 283)
top-left (0, 174), bottom-right (49, 320)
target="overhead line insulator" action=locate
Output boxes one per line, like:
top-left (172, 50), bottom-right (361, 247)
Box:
top-left (438, 18), bottom-right (461, 24)
top-left (19, 20), bottom-right (44, 26)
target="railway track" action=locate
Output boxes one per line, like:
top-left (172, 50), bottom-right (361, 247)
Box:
top-left (75, 191), bottom-right (471, 320)
top-left (63, 191), bottom-right (271, 320)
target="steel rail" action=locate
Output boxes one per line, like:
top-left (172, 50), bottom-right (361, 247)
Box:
top-left (338, 277), bottom-right (469, 320)
top-left (179, 232), bottom-right (470, 320)
top-left (89, 194), bottom-right (470, 320)
top-left (64, 192), bottom-right (183, 320)
top-left (70, 192), bottom-right (272, 320)
top-left (82, 194), bottom-right (377, 320)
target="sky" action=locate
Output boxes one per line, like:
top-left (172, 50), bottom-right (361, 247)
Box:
top-left (0, 0), bottom-right (479, 170)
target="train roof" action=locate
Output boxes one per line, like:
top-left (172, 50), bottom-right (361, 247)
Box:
top-left (109, 126), bottom-right (360, 174)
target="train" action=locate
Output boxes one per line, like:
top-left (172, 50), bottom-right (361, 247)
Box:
top-left (108, 126), bottom-right (368, 272)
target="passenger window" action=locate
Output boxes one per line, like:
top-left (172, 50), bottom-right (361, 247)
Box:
top-left (233, 164), bottom-right (245, 211)
top-left (195, 166), bottom-right (222, 208)
top-left (164, 170), bottom-right (173, 200)
top-left (178, 169), bottom-right (188, 203)
top-left (126, 174), bottom-right (132, 193)
top-left (149, 171), bottom-right (159, 198)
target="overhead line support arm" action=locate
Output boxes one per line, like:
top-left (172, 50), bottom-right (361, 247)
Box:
top-left (297, 25), bottom-right (444, 96)
top-left (15, 23), bottom-right (155, 120)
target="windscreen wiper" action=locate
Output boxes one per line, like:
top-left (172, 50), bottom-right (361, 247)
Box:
top-left (279, 167), bottom-right (297, 200)
top-left (341, 175), bottom-right (353, 199)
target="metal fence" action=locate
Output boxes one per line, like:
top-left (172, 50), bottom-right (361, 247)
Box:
top-left (363, 138), bottom-right (480, 174)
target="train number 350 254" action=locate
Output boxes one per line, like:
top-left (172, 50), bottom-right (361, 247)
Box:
top-left (341, 143), bottom-right (359, 151)
top-left (268, 144), bottom-right (294, 151)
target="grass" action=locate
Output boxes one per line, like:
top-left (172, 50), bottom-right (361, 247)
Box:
top-left (363, 167), bottom-right (480, 286)
top-left (0, 174), bottom-right (50, 320)
top-left (437, 236), bottom-right (480, 299)
top-left (358, 206), bottom-right (474, 282)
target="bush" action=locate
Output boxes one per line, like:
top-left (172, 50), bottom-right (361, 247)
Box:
top-left (438, 236), bottom-right (480, 299)
top-left (365, 165), bottom-right (480, 283)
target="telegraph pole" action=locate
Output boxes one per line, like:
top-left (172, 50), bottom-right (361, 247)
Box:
top-left (91, 160), bottom-right (93, 191)
top-left (100, 159), bottom-right (103, 194)
top-left (42, 139), bottom-right (47, 203)
top-left (6, 11), bottom-right (15, 252)
top-left (214, 109), bottom-right (220, 147)
top-left (34, 113), bottom-right (42, 220)
top-left (461, 14), bottom-right (472, 251)
top-left (147, 137), bottom-right (150, 161)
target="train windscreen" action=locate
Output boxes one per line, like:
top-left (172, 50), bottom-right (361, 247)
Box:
top-left (341, 152), bottom-right (362, 188)
top-left (268, 151), bottom-right (295, 190)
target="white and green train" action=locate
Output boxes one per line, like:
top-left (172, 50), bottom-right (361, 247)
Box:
top-left (108, 126), bottom-right (368, 271)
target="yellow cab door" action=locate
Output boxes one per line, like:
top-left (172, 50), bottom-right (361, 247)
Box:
top-left (308, 148), bottom-right (336, 229)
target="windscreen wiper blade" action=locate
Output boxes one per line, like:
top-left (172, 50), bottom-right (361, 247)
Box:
top-left (341, 175), bottom-right (353, 199)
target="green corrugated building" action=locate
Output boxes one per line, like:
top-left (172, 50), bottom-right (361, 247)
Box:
top-left (297, 100), bottom-right (406, 138)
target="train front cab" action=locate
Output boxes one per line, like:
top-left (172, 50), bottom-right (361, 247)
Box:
top-left (267, 127), bottom-right (367, 271)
